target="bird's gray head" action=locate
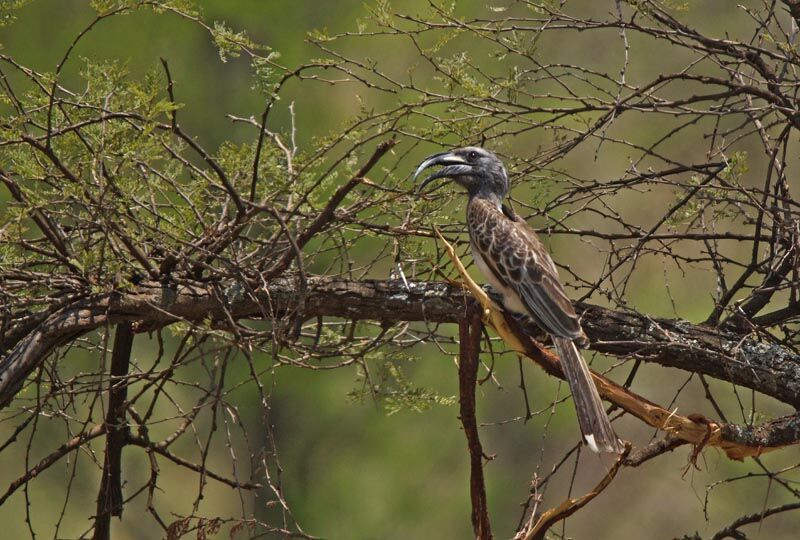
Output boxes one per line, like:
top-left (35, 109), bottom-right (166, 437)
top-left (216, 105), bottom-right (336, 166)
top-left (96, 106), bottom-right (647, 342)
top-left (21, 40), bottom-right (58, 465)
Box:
top-left (413, 146), bottom-right (509, 200)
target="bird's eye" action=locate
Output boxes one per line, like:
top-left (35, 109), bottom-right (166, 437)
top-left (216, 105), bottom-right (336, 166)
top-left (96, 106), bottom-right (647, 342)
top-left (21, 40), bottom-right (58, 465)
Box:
top-left (467, 151), bottom-right (479, 161)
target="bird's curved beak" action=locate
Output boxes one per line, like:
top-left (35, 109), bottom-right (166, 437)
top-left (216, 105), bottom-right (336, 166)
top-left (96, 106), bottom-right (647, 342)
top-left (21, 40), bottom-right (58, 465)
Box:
top-left (413, 151), bottom-right (474, 193)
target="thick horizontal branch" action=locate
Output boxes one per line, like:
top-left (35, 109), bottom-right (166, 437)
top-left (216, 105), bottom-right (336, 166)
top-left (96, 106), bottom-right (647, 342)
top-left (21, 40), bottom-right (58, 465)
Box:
top-left (0, 277), bottom-right (469, 406)
top-left (1, 276), bottom-right (799, 409)
top-left (579, 306), bottom-right (800, 407)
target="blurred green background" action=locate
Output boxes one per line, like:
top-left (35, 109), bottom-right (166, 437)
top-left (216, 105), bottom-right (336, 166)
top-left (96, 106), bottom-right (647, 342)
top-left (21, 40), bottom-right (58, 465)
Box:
top-left (1, 1), bottom-right (797, 539)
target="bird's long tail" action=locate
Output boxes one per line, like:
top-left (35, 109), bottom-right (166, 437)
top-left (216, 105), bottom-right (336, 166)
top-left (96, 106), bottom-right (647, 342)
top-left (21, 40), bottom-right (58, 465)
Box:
top-left (552, 337), bottom-right (623, 454)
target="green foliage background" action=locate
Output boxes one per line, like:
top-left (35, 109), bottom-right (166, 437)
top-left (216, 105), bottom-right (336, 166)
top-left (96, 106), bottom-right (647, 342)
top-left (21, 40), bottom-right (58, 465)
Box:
top-left (0, 1), bottom-right (797, 539)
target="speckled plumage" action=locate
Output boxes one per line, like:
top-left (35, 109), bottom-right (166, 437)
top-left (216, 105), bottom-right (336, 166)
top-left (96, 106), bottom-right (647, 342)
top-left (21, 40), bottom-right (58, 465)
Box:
top-left (467, 197), bottom-right (588, 346)
top-left (415, 146), bottom-right (623, 453)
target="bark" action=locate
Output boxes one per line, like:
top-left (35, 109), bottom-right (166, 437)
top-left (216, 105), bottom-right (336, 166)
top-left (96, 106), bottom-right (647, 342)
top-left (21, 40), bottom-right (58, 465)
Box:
top-left (458, 310), bottom-right (492, 540)
top-left (93, 323), bottom-right (134, 540)
top-left (1, 276), bottom-right (799, 410)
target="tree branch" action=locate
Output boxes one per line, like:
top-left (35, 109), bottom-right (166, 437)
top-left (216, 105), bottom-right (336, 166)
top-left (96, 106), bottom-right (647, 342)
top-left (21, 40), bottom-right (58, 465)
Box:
top-left (2, 274), bottom-right (800, 416)
top-left (93, 323), bottom-right (134, 540)
top-left (0, 425), bottom-right (107, 506)
top-left (710, 501), bottom-right (800, 540)
top-left (458, 309), bottom-right (492, 540)
top-left (263, 138), bottom-right (397, 279)
top-left (522, 447), bottom-right (629, 540)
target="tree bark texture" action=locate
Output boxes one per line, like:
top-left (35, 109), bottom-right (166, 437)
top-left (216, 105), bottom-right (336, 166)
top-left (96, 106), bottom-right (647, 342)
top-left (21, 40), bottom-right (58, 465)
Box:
top-left (2, 276), bottom-right (800, 416)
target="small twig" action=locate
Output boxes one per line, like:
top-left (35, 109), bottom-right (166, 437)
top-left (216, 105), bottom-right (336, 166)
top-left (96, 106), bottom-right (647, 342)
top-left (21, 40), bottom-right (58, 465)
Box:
top-left (263, 138), bottom-right (397, 279)
top-left (710, 501), bottom-right (800, 540)
top-left (0, 425), bottom-right (107, 506)
top-left (523, 444), bottom-right (631, 540)
top-left (624, 437), bottom-right (688, 467)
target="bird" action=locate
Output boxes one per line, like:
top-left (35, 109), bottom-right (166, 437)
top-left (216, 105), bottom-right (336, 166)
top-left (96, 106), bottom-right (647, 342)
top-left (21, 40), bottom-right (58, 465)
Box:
top-left (413, 146), bottom-right (623, 454)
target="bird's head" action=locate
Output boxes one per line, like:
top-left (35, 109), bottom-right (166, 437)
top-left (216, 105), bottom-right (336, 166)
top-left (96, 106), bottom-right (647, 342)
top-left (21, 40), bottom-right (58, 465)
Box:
top-left (413, 146), bottom-right (508, 200)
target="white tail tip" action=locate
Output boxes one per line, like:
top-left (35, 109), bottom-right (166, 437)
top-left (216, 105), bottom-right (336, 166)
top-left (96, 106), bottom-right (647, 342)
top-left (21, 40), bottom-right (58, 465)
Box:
top-left (584, 434), bottom-right (600, 453)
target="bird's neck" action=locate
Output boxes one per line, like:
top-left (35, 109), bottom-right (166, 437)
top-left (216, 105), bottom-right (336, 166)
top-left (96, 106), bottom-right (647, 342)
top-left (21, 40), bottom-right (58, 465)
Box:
top-left (468, 188), bottom-right (504, 207)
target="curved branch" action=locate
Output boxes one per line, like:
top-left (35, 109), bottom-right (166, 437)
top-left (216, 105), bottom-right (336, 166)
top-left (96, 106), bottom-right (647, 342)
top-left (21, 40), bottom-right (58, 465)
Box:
top-left (710, 501), bottom-right (800, 540)
top-left (523, 446), bottom-right (629, 540)
top-left (1, 274), bottom-right (799, 415)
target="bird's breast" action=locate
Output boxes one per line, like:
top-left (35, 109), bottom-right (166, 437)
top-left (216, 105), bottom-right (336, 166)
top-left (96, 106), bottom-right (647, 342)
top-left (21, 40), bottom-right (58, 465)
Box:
top-left (470, 241), bottom-right (528, 314)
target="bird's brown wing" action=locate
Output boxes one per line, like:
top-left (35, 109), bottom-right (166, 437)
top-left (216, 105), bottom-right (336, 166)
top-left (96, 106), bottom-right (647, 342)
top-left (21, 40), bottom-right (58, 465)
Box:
top-left (469, 198), bottom-right (620, 453)
top-left (468, 198), bottom-right (586, 343)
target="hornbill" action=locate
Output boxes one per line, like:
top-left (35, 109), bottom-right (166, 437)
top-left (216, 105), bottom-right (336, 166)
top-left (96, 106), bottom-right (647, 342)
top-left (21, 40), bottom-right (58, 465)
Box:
top-left (414, 146), bottom-right (623, 453)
